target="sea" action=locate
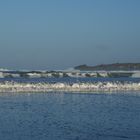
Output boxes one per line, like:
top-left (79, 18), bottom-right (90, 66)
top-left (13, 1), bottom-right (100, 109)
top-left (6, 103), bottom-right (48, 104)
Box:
top-left (0, 77), bottom-right (140, 140)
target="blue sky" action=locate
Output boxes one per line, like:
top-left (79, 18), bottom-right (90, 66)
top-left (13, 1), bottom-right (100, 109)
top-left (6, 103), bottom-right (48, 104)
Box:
top-left (0, 0), bottom-right (140, 70)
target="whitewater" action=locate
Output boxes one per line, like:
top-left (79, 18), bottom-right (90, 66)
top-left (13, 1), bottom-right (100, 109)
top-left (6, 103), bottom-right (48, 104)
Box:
top-left (0, 70), bottom-right (140, 93)
top-left (0, 80), bottom-right (140, 93)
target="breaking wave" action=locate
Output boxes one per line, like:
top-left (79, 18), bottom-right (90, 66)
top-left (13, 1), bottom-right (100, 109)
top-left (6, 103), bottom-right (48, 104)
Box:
top-left (0, 70), bottom-right (140, 78)
top-left (0, 81), bottom-right (140, 93)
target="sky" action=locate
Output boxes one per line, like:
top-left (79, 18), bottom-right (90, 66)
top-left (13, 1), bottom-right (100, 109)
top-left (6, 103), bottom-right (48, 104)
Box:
top-left (0, 0), bottom-right (140, 70)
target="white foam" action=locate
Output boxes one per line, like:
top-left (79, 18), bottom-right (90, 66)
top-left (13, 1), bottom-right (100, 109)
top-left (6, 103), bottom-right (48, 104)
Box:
top-left (0, 81), bottom-right (140, 93)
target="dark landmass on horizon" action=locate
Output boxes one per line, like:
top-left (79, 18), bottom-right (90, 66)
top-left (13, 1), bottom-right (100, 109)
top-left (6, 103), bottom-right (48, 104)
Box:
top-left (75, 63), bottom-right (140, 71)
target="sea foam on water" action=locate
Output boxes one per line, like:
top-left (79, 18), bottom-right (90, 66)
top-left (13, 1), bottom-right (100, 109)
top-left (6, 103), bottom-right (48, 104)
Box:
top-left (0, 81), bottom-right (140, 93)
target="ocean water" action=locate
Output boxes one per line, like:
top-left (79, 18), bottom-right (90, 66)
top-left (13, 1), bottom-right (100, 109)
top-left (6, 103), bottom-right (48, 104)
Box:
top-left (0, 78), bottom-right (140, 140)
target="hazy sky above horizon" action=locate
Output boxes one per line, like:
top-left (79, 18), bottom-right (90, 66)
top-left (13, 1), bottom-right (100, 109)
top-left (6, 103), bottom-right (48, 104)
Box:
top-left (0, 0), bottom-right (140, 70)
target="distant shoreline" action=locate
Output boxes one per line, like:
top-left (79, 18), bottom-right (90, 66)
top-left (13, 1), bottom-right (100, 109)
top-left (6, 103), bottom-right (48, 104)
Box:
top-left (74, 63), bottom-right (140, 71)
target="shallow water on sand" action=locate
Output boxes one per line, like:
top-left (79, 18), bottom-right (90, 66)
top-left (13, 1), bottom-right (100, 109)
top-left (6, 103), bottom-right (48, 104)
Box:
top-left (0, 92), bottom-right (140, 140)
